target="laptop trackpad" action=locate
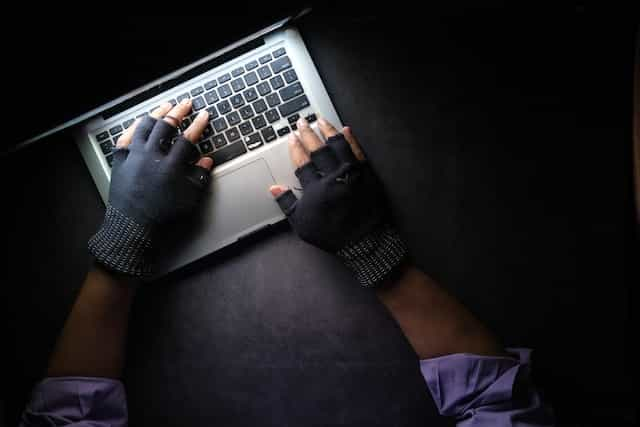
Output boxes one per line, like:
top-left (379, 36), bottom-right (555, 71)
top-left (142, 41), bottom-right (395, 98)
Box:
top-left (156, 158), bottom-right (283, 275)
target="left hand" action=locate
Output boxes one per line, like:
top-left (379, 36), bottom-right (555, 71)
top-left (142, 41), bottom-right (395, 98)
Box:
top-left (88, 100), bottom-right (214, 277)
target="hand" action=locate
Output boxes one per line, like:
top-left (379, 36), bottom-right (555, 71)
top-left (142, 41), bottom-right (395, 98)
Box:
top-left (88, 100), bottom-right (214, 277)
top-left (269, 117), bottom-right (407, 287)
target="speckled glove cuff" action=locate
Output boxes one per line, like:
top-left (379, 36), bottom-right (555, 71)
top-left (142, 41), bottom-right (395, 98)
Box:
top-left (336, 225), bottom-right (408, 287)
top-left (88, 204), bottom-right (154, 277)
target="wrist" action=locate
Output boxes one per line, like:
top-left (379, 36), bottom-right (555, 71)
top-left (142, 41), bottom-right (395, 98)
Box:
top-left (336, 225), bottom-right (408, 287)
top-left (88, 204), bottom-right (155, 277)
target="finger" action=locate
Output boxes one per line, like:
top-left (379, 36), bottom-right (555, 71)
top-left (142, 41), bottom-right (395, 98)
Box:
top-left (343, 126), bottom-right (366, 161)
top-left (150, 102), bottom-right (173, 120)
top-left (182, 110), bottom-right (210, 143)
top-left (274, 189), bottom-right (298, 216)
top-left (269, 184), bottom-right (288, 197)
top-left (326, 134), bottom-right (357, 164)
top-left (317, 116), bottom-right (339, 139)
top-left (163, 98), bottom-right (192, 127)
top-left (115, 118), bottom-right (140, 148)
top-left (168, 136), bottom-right (200, 165)
top-left (296, 117), bottom-right (324, 152)
top-left (288, 133), bottom-right (311, 168)
top-left (196, 156), bottom-right (213, 170)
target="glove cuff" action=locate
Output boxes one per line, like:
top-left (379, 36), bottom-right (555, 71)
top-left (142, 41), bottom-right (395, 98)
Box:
top-left (336, 225), bottom-right (408, 288)
top-left (88, 204), bottom-right (154, 277)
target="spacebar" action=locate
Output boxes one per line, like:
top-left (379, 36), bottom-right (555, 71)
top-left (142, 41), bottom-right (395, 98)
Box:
top-left (211, 142), bottom-right (247, 166)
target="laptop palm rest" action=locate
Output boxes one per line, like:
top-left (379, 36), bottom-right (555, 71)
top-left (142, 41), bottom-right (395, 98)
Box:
top-left (155, 158), bottom-right (284, 277)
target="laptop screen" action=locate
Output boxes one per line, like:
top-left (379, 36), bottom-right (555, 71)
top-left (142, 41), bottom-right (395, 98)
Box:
top-left (5, 12), bottom-right (301, 152)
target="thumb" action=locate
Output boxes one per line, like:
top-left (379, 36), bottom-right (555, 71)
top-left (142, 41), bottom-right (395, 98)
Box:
top-left (269, 184), bottom-right (288, 198)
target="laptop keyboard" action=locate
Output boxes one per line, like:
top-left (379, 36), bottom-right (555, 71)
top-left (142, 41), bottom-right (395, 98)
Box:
top-left (95, 47), bottom-right (317, 169)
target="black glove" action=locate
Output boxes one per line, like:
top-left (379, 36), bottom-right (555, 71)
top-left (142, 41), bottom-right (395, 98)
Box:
top-left (275, 133), bottom-right (407, 287)
top-left (88, 116), bottom-right (210, 277)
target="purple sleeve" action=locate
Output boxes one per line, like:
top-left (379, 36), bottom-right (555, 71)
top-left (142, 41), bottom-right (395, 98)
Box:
top-left (420, 348), bottom-right (554, 426)
top-left (19, 377), bottom-right (128, 427)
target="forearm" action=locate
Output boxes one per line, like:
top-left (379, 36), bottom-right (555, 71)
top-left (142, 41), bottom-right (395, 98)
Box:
top-left (376, 265), bottom-right (504, 359)
top-left (47, 264), bottom-right (137, 378)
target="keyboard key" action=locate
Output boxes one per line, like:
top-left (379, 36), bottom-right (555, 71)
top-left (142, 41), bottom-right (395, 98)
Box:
top-left (225, 127), bottom-right (241, 142)
top-left (277, 126), bottom-right (291, 136)
top-left (206, 106), bottom-right (219, 119)
top-left (283, 69), bottom-right (298, 83)
top-left (291, 123), bottom-right (298, 131)
top-left (272, 47), bottom-right (286, 58)
top-left (265, 109), bottom-right (280, 123)
top-left (278, 95), bottom-right (309, 117)
top-left (257, 65), bottom-right (272, 80)
top-left (136, 113), bottom-right (148, 119)
top-left (270, 56), bottom-right (292, 74)
top-left (261, 126), bottom-right (277, 142)
top-left (204, 80), bottom-right (218, 90)
top-left (217, 84), bottom-right (232, 98)
top-left (216, 100), bottom-right (231, 114)
top-left (231, 67), bottom-right (244, 77)
top-left (227, 111), bottom-right (241, 126)
top-left (231, 78), bottom-right (245, 92)
top-left (212, 134), bottom-right (227, 148)
top-left (270, 75), bottom-right (284, 90)
top-left (245, 132), bottom-right (263, 150)
top-left (106, 154), bottom-right (114, 167)
top-left (253, 99), bottom-right (268, 114)
top-left (109, 125), bottom-right (123, 135)
top-left (177, 93), bottom-right (190, 103)
top-left (239, 105), bottom-right (254, 120)
top-left (99, 140), bottom-right (113, 154)
top-left (96, 131), bottom-right (109, 141)
top-left (123, 119), bottom-right (135, 129)
top-left (259, 53), bottom-right (272, 64)
top-left (256, 82), bottom-right (271, 96)
top-left (243, 87), bottom-right (258, 102)
top-left (218, 73), bottom-right (231, 83)
top-left (252, 115), bottom-right (267, 129)
top-left (205, 90), bottom-right (219, 105)
top-left (167, 99), bottom-right (178, 106)
top-left (279, 82), bottom-right (304, 101)
top-left (245, 60), bottom-right (259, 71)
top-left (244, 71), bottom-right (259, 86)
top-left (190, 86), bottom-right (204, 96)
top-left (211, 141), bottom-right (247, 166)
top-left (230, 94), bottom-right (244, 108)
top-left (199, 139), bottom-right (213, 153)
top-left (192, 96), bottom-right (206, 111)
top-left (287, 114), bottom-right (300, 124)
top-left (266, 93), bottom-right (281, 107)
top-left (239, 121), bottom-right (253, 136)
top-left (305, 113), bottom-right (317, 123)
top-left (212, 117), bottom-right (227, 132)
top-left (202, 124), bottom-right (214, 139)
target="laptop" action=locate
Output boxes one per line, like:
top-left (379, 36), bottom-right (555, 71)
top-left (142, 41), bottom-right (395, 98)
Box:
top-left (17, 14), bottom-right (342, 277)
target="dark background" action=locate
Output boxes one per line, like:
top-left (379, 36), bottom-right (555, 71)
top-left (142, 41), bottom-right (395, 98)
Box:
top-left (2, 5), bottom-right (637, 427)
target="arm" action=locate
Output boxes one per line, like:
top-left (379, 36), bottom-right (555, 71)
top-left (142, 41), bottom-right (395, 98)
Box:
top-left (270, 116), bottom-right (554, 426)
top-left (21, 100), bottom-right (214, 427)
top-left (47, 265), bottom-right (136, 378)
top-left (376, 265), bottom-right (504, 359)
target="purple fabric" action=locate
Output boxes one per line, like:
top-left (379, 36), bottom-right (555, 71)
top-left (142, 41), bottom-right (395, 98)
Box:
top-left (20, 350), bottom-right (553, 426)
top-left (420, 348), bottom-right (554, 426)
top-left (20, 376), bottom-right (127, 427)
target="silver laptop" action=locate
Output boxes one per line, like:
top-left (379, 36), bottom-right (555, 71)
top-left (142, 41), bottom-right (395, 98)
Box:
top-left (71, 18), bottom-right (342, 276)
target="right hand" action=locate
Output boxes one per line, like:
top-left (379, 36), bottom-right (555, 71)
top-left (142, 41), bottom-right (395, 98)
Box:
top-left (269, 117), bottom-right (407, 287)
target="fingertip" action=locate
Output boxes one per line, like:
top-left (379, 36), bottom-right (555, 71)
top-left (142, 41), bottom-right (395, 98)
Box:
top-left (269, 185), bottom-right (287, 197)
top-left (196, 156), bottom-right (214, 170)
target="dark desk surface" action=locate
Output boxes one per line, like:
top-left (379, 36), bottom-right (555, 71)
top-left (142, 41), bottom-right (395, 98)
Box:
top-left (2, 9), bottom-right (637, 427)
